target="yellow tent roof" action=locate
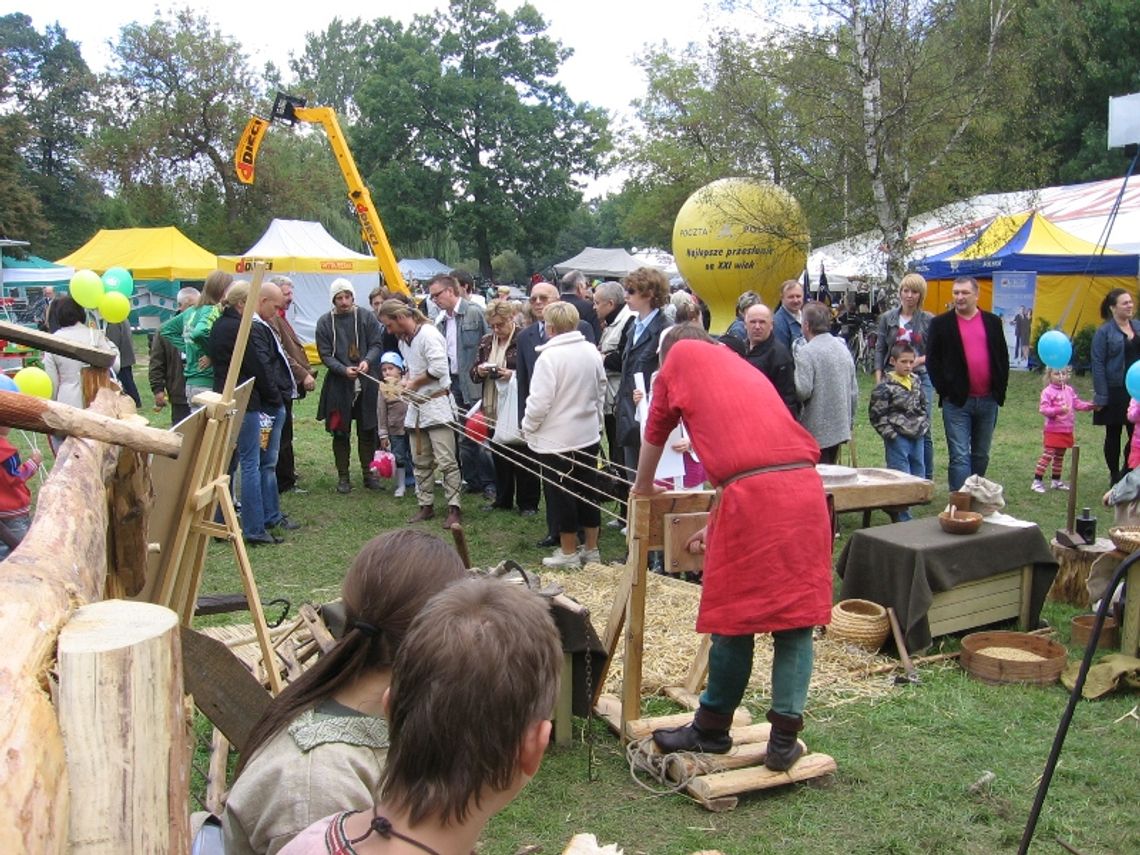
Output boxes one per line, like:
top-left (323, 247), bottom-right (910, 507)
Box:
top-left (56, 227), bottom-right (218, 280)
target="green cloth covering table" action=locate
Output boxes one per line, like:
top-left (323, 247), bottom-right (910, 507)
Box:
top-left (835, 517), bottom-right (1058, 651)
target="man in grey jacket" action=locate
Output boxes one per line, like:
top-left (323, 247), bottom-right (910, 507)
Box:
top-left (794, 302), bottom-right (858, 464)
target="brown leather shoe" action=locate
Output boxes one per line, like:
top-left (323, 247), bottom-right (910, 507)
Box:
top-left (407, 505), bottom-right (435, 523)
top-left (442, 505), bottom-right (462, 529)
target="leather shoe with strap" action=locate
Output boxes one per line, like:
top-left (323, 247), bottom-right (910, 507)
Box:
top-left (442, 505), bottom-right (462, 529)
top-left (652, 705), bottom-right (733, 754)
top-left (534, 534), bottom-right (559, 548)
top-left (407, 505), bottom-right (435, 523)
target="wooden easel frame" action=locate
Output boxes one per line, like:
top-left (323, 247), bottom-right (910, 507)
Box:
top-left (141, 265), bottom-right (283, 693)
top-left (593, 491), bottom-right (714, 737)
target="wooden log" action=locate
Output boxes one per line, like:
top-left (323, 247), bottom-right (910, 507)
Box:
top-left (0, 319), bottom-right (117, 368)
top-left (57, 600), bottom-right (190, 855)
top-left (0, 388), bottom-right (183, 458)
top-left (624, 712), bottom-right (755, 743)
top-left (1048, 537), bottom-right (1115, 608)
top-left (106, 449), bottom-right (154, 598)
top-left (685, 752), bottom-right (838, 802)
top-left (205, 729), bottom-right (231, 817)
top-left (0, 392), bottom-right (128, 853)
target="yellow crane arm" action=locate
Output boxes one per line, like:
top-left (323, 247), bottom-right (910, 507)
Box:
top-left (233, 94), bottom-right (410, 295)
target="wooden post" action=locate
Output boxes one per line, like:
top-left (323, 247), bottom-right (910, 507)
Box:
top-left (621, 495), bottom-right (651, 735)
top-left (0, 390), bottom-right (131, 853)
top-left (58, 600), bottom-right (190, 854)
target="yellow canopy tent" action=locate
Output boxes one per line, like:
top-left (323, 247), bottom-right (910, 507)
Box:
top-left (57, 227), bottom-right (218, 280)
top-left (56, 227), bottom-right (219, 328)
top-left (912, 212), bottom-right (1139, 335)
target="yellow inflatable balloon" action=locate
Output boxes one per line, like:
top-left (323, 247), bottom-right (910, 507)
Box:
top-left (673, 178), bottom-right (809, 333)
top-left (69, 268), bottom-right (104, 310)
top-left (99, 291), bottom-right (131, 324)
top-left (14, 366), bottom-right (53, 400)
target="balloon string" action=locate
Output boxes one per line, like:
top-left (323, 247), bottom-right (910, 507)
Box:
top-left (18, 430), bottom-right (46, 483)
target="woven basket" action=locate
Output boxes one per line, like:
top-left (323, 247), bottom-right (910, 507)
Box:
top-left (829, 599), bottom-right (889, 652)
top-left (1108, 526), bottom-right (1140, 554)
top-left (960, 631), bottom-right (1066, 685)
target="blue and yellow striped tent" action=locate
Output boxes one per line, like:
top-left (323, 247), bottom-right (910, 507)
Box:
top-left (911, 212), bottom-right (1139, 334)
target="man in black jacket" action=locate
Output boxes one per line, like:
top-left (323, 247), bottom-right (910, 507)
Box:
top-left (208, 281), bottom-right (298, 544)
top-left (741, 303), bottom-right (798, 417)
top-left (926, 275), bottom-right (1010, 491)
top-left (559, 270), bottom-right (601, 340)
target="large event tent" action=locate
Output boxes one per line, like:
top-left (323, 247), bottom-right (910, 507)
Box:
top-left (398, 258), bottom-right (451, 283)
top-left (553, 247), bottom-right (651, 279)
top-left (219, 219), bottom-right (382, 343)
top-left (56, 227), bottom-right (219, 328)
top-left (911, 212), bottom-right (1139, 333)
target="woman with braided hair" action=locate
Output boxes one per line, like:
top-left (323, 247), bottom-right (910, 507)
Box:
top-left (222, 530), bottom-right (466, 855)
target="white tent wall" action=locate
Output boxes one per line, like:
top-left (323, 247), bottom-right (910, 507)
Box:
top-left (285, 273), bottom-right (384, 344)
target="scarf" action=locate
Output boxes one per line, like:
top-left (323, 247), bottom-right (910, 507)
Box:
top-left (482, 326), bottom-right (515, 421)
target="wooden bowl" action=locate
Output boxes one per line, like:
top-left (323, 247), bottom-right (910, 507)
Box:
top-left (938, 510), bottom-right (983, 535)
top-left (1070, 614), bottom-right (1119, 650)
top-left (960, 631), bottom-right (1067, 685)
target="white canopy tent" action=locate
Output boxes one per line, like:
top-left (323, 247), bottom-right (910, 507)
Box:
top-left (220, 219), bottom-right (381, 343)
top-left (398, 258), bottom-right (451, 284)
top-left (554, 247), bottom-right (654, 279)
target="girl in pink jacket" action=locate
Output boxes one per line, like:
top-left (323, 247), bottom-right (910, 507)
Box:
top-left (1126, 398), bottom-right (1140, 471)
top-left (1033, 367), bottom-right (1094, 493)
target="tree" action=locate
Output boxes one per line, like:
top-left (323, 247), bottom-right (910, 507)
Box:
top-left (90, 9), bottom-right (258, 246)
top-left (350, 0), bottom-right (609, 279)
top-left (1015, 0), bottom-right (1140, 183)
top-left (289, 17), bottom-right (381, 122)
top-left (0, 14), bottom-right (101, 255)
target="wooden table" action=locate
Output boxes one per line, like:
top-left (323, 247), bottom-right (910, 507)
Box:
top-left (835, 517), bottom-right (1058, 652)
top-left (823, 466), bottom-right (935, 526)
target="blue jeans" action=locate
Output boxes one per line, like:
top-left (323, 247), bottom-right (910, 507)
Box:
top-left (920, 372), bottom-right (935, 479)
top-left (942, 395), bottom-right (999, 491)
top-left (389, 433), bottom-right (416, 487)
top-left (261, 404), bottom-right (286, 527)
top-left (237, 405), bottom-right (285, 536)
top-left (884, 434), bottom-right (924, 521)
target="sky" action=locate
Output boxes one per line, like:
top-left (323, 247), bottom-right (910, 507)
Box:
top-left (13, 0), bottom-right (737, 134)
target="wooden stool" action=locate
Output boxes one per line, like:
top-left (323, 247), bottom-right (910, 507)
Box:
top-left (1048, 537), bottom-right (1115, 607)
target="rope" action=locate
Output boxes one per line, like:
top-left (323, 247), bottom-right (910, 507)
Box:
top-left (624, 735), bottom-right (718, 797)
top-left (373, 377), bottom-right (631, 522)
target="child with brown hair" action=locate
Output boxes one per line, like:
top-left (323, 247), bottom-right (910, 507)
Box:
top-left (223, 530), bottom-right (466, 855)
top-left (1033, 366), bottom-right (1093, 493)
top-left (280, 577), bottom-right (562, 855)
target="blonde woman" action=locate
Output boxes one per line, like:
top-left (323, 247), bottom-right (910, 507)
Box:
top-left (874, 273), bottom-right (935, 478)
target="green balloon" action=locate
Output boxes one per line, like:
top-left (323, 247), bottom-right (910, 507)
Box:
top-left (102, 266), bottom-right (135, 297)
top-left (70, 269), bottom-right (104, 309)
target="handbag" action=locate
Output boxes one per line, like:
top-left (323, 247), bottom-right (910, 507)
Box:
top-left (492, 374), bottom-right (523, 445)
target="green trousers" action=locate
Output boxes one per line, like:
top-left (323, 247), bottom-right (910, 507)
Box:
top-left (699, 627), bottom-right (814, 717)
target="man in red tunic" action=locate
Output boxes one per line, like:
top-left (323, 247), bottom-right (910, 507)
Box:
top-left (630, 325), bottom-right (833, 770)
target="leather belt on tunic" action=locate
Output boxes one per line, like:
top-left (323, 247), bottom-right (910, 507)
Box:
top-left (716, 460), bottom-right (814, 492)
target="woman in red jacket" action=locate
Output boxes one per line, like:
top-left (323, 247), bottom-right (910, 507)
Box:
top-left (629, 324), bottom-right (832, 770)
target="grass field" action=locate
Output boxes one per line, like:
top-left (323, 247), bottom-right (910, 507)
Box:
top-left (131, 342), bottom-right (1140, 855)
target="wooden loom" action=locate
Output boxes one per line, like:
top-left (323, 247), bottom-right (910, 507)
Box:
top-left (591, 491), bottom-right (837, 811)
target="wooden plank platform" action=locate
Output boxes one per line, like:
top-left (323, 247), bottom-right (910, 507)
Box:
top-left (597, 695), bottom-right (836, 811)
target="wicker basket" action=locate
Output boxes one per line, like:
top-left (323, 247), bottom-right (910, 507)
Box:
top-left (1108, 526), bottom-right (1140, 554)
top-left (829, 599), bottom-right (890, 652)
top-left (1070, 614), bottom-right (1119, 650)
top-left (959, 631), bottom-right (1067, 685)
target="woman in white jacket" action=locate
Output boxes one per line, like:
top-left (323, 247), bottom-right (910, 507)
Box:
top-left (521, 302), bottom-right (606, 568)
top-left (43, 295), bottom-right (121, 411)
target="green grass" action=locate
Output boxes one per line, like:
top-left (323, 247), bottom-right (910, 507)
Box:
top-left (125, 338), bottom-right (1138, 855)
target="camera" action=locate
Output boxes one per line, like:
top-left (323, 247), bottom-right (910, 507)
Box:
top-left (486, 366), bottom-right (501, 379)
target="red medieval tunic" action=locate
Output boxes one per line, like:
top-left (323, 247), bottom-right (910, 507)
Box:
top-left (643, 340), bottom-right (833, 635)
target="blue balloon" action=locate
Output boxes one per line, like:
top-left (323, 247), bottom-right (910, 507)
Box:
top-left (0, 374), bottom-right (17, 393)
top-left (1127, 362), bottom-right (1140, 400)
top-left (1037, 330), bottom-right (1072, 369)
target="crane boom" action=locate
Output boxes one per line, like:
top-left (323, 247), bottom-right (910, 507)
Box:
top-left (234, 93), bottom-right (410, 295)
